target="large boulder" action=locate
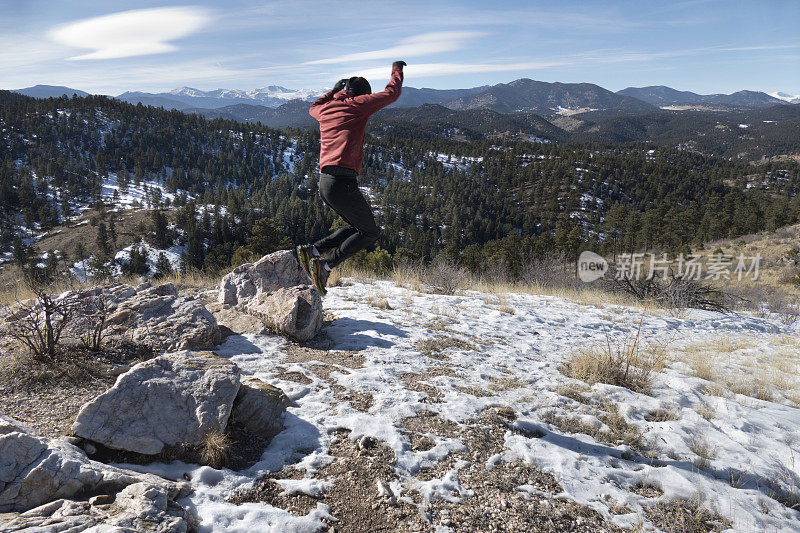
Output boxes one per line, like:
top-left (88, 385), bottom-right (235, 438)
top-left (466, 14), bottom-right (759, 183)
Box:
top-left (246, 286), bottom-right (323, 342)
top-left (72, 351), bottom-right (241, 455)
top-left (219, 250), bottom-right (309, 306)
top-left (232, 378), bottom-right (291, 440)
top-left (0, 431), bottom-right (191, 514)
top-left (104, 283), bottom-right (221, 352)
top-left (217, 250), bottom-right (324, 341)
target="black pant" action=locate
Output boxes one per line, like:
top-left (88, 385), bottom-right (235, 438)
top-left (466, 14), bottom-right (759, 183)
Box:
top-left (313, 173), bottom-right (380, 267)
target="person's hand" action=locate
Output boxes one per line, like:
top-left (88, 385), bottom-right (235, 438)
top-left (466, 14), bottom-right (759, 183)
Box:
top-left (392, 61), bottom-right (407, 70)
top-left (333, 78), bottom-right (347, 91)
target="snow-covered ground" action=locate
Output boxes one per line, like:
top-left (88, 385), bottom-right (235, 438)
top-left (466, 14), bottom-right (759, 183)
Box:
top-left (123, 279), bottom-right (800, 532)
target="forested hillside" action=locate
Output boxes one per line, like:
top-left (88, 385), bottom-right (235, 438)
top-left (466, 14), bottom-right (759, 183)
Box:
top-left (1, 90), bottom-right (799, 277)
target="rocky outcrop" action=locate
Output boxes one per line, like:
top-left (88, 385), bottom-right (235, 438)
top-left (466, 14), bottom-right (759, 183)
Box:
top-left (246, 286), bottom-right (323, 341)
top-left (72, 351), bottom-right (241, 455)
top-left (0, 430), bottom-right (191, 514)
top-left (0, 415), bottom-right (30, 436)
top-left (232, 378), bottom-right (291, 440)
top-left (104, 283), bottom-right (221, 351)
top-left (217, 250), bottom-right (323, 341)
top-left (1, 481), bottom-right (197, 532)
top-left (219, 250), bottom-right (309, 306)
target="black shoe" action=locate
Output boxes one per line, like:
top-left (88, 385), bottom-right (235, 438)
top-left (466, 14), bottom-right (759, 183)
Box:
top-left (296, 245), bottom-right (314, 281)
top-left (309, 257), bottom-right (330, 296)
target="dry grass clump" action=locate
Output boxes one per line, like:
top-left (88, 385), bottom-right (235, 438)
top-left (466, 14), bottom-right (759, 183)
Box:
top-left (488, 376), bottom-right (525, 391)
top-left (157, 269), bottom-right (219, 290)
top-left (198, 431), bottom-right (232, 468)
top-left (555, 383), bottom-right (592, 404)
top-left (727, 378), bottom-right (774, 402)
top-left (415, 335), bottom-right (475, 357)
top-left (688, 435), bottom-right (716, 470)
top-left (699, 382), bottom-right (730, 398)
top-left (542, 403), bottom-right (646, 453)
top-left (645, 404), bottom-right (681, 422)
top-left (695, 402), bottom-right (715, 420)
top-left (326, 268), bottom-right (342, 287)
top-left (645, 496), bottom-right (731, 532)
top-left (366, 296), bottom-right (392, 310)
top-left (562, 318), bottom-right (666, 394)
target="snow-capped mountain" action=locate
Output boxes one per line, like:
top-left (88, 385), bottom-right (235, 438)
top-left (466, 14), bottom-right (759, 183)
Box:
top-left (169, 85), bottom-right (324, 102)
top-left (117, 85), bottom-right (326, 110)
top-left (768, 91), bottom-right (800, 104)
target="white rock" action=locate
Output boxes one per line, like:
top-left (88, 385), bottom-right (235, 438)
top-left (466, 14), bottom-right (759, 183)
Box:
top-left (72, 351), bottom-right (241, 455)
top-left (246, 285), bottom-right (323, 341)
top-left (3, 482), bottom-right (197, 532)
top-left (104, 283), bottom-right (221, 351)
top-left (0, 415), bottom-right (31, 436)
top-left (0, 431), bottom-right (190, 513)
top-left (219, 250), bottom-right (308, 306)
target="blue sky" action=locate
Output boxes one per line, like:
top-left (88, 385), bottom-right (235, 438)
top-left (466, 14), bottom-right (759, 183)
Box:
top-left (1, 0), bottom-right (799, 95)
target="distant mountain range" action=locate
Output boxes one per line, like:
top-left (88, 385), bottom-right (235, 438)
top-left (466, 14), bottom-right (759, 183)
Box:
top-left (617, 86), bottom-right (787, 108)
top-left (12, 85), bottom-right (89, 99)
top-left (12, 81), bottom-right (796, 114)
top-left (10, 81), bottom-right (797, 137)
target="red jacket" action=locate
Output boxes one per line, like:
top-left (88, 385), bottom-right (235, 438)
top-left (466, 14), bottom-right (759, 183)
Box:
top-left (309, 66), bottom-right (403, 173)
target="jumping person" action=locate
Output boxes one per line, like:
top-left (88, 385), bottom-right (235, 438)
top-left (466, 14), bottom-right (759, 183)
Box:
top-left (297, 60), bottom-right (406, 295)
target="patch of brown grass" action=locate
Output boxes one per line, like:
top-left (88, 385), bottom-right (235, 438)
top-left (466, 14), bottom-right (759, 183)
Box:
top-left (645, 496), bottom-right (731, 532)
top-left (199, 431), bottom-right (232, 468)
top-left (415, 335), bottom-right (475, 357)
top-left (645, 404), bottom-right (681, 422)
top-left (562, 317), bottom-right (666, 394)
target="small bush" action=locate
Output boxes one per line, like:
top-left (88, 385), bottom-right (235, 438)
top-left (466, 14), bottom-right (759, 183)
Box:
top-left (424, 259), bottom-right (469, 295)
top-left (3, 270), bottom-right (75, 360)
top-left (562, 317), bottom-right (665, 394)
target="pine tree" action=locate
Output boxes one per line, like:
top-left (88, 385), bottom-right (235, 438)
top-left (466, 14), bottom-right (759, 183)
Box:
top-left (108, 216), bottom-right (118, 247)
top-left (151, 209), bottom-right (171, 248)
top-left (186, 227), bottom-right (205, 270)
top-left (60, 193), bottom-right (71, 224)
top-left (246, 218), bottom-right (291, 257)
top-left (154, 252), bottom-right (173, 280)
top-left (121, 245), bottom-right (149, 276)
top-left (96, 221), bottom-right (112, 256)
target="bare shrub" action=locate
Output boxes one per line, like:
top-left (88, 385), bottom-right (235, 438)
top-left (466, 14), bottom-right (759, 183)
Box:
top-left (423, 259), bottom-right (469, 295)
top-left (562, 317), bottom-right (665, 394)
top-left (3, 270), bottom-right (75, 360)
top-left (767, 294), bottom-right (800, 325)
top-left (520, 253), bottom-right (581, 290)
top-left (70, 292), bottom-right (110, 351)
top-left (609, 274), bottom-right (732, 312)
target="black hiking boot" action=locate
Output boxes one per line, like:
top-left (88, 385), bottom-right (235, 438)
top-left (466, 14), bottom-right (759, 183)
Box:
top-left (295, 245), bottom-right (314, 281)
top-left (309, 257), bottom-right (330, 296)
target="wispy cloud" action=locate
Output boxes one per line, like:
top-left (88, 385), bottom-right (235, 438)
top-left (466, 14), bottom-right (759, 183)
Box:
top-left (49, 7), bottom-right (212, 60)
top-left (304, 31), bottom-right (484, 65)
top-left (354, 60), bottom-right (574, 80)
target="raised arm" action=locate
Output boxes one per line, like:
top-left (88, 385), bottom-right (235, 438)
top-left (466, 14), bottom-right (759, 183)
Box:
top-left (309, 79), bottom-right (347, 120)
top-left (351, 61), bottom-right (405, 115)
